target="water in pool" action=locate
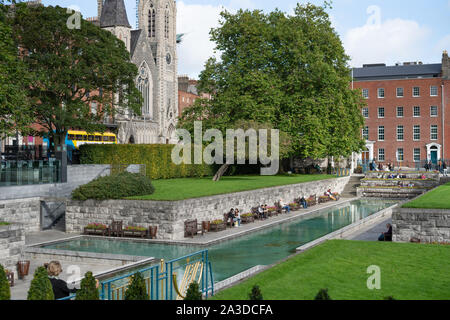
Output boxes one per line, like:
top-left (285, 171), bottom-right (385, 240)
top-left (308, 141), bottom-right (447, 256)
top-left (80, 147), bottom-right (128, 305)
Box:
top-left (42, 199), bottom-right (397, 282)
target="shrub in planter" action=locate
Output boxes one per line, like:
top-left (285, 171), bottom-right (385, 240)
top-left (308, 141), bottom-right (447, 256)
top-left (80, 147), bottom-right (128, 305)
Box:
top-left (125, 226), bottom-right (147, 232)
top-left (85, 223), bottom-right (107, 230)
top-left (211, 219), bottom-right (224, 225)
top-left (72, 172), bottom-right (155, 201)
top-left (249, 285), bottom-right (263, 300)
top-left (75, 271), bottom-right (99, 300)
top-left (27, 267), bottom-right (54, 300)
top-left (125, 272), bottom-right (149, 300)
top-left (0, 265), bottom-right (10, 300)
top-left (314, 288), bottom-right (331, 300)
top-left (184, 281), bottom-right (202, 300)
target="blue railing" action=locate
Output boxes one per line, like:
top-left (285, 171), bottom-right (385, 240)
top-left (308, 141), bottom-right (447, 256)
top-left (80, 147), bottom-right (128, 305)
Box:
top-left (58, 250), bottom-right (214, 300)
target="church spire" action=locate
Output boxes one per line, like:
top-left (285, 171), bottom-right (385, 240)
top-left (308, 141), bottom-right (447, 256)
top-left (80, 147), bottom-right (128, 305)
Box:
top-left (100, 0), bottom-right (131, 28)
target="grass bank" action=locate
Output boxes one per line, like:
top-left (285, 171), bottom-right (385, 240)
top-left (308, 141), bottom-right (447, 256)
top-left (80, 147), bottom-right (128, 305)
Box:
top-left (128, 174), bottom-right (336, 201)
top-left (402, 182), bottom-right (450, 209)
top-left (210, 240), bottom-right (450, 300)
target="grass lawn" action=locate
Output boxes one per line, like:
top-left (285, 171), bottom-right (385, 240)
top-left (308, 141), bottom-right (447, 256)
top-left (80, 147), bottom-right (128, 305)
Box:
top-left (402, 182), bottom-right (450, 209)
top-left (210, 240), bottom-right (450, 300)
top-left (128, 174), bottom-right (335, 201)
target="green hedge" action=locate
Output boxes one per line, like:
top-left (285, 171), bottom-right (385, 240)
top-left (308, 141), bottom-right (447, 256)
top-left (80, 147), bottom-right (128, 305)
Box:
top-left (71, 172), bottom-right (155, 201)
top-left (79, 144), bottom-right (214, 180)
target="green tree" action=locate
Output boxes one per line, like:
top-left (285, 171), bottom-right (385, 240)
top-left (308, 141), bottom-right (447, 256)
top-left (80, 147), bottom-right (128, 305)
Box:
top-left (314, 288), bottom-right (331, 300)
top-left (179, 2), bottom-right (365, 172)
top-left (184, 281), bottom-right (202, 301)
top-left (27, 266), bottom-right (54, 300)
top-left (0, 0), bottom-right (34, 137)
top-left (9, 4), bottom-right (142, 148)
top-left (0, 264), bottom-right (11, 300)
top-left (248, 284), bottom-right (263, 300)
top-left (124, 272), bottom-right (149, 300)
top-left (75, 271), bottom-right (99, 300)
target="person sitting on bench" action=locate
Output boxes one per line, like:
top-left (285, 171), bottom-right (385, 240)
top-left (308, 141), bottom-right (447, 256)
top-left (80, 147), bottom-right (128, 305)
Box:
top-left (378, 223), bottom-right (392, 241)
top-left (279, 199), bottom-right (291, 213)
top-left (325, 189), bottom-right (336, 201)
top-left (227, 208), bottom-right (236, 227)
top-left (300, 196), bottom-right (308, 209)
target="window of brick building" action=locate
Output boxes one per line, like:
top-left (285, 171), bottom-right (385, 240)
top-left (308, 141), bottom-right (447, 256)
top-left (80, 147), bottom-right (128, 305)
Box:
top-left (430, 86), bottom-right (438, 97)
top-left (431, 125), bottom-right (438, 140)
top-left (413, 87), bottom-right (420, 97)
top-left (414, 148), bottom-right (421, 162)
top-left (378, 148), bottom-right (385, 162)
top-left (378, 107), bottom-right (385, 118)
top-left (397, 148), bottom-right (404, 161)
top-left (362, 89), bottom-right (369, 99)
top-left (413, 125), bottom-right (421, 141)
top-left (378, 126), bottom-right (385, 141)
top-left (430, 106), bottom-right (438, 117)
top-left (396, 87), bottom-right (404, 98)
top-left (378, 88), bottom-right (385, 98)
top-left (362, 127), bottom-right (369, 140)
top-left (397, 106), bottom-right (404, 118)
top-left (362, 108), bottom-right (369, 118)
top-left (413, 106), bottom-right (420, 117)
top-left (397, 125), bottom-right (404, 141)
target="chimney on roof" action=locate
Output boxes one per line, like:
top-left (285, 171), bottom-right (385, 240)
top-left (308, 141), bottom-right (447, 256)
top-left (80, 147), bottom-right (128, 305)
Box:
top-left (442, 50), bottom-right (450, 80)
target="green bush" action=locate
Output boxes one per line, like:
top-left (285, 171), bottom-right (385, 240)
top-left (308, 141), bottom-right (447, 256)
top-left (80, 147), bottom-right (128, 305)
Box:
top-left (248, 285), bottom-right (263, 300)
top-left (75, 271), bottom-right (99, 300)
top-left (0, 265), bottom-right (11, 300)
top-left (314, 288), bottom-right (331, 300)
top-left (71, 171), bottom-right (155, 200)
top-left (184, 281), bottom-right (202, 300)
top-left (124, 272), bottom-right (149, 300)
top-left (27, 267), bottom-right (54, 300)
top-left (79, 144), bottom-right (214, 180)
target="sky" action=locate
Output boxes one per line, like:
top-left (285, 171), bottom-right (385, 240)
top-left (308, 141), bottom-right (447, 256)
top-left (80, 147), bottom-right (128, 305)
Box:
top-left (41, 0), bottom-right (450, 79)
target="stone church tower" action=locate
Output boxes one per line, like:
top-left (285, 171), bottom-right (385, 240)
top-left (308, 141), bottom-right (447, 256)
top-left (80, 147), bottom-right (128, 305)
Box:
top-left (98, 0), bottom-right (178, 144)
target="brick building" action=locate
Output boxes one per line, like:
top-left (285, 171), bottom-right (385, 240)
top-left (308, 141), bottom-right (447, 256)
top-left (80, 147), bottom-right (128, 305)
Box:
top-left (352, 51), bottom-right (450, 167)
top-left (178, 75), bottom-right (211, 116)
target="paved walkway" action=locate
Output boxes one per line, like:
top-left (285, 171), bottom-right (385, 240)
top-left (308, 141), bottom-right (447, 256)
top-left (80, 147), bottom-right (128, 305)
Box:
top-left (345, 216), bottom-right (392, 241)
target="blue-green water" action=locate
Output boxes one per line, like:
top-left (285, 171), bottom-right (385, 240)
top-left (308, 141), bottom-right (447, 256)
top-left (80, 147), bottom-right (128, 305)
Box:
top-left (42, 199), bottom-right (397, 282)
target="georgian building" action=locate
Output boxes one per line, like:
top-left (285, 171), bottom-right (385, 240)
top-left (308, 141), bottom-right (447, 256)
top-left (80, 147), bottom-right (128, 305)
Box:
top-left (98, 0), bottom-right (179, 144)
top-left (352, 51), bottom-right (450, 166)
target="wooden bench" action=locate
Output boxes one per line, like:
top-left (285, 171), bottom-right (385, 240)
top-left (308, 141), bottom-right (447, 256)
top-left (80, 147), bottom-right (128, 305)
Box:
top-left (241, 214), bottom-right (254, 224)
top-left (224, 213), bottom-right (235, 228)
top-left (148, 226), bottom-right (158, 239)
top-left (184, 219), bottom-right (198, 238)
top-left (318, 196), bottom-right (331, 204)
top-left (109, 220), bottom-right (123, 237)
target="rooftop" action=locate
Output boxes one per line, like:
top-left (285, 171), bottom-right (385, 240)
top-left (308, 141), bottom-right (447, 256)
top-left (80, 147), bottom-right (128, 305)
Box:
top-left (353, 63), bottom-right (442, 81)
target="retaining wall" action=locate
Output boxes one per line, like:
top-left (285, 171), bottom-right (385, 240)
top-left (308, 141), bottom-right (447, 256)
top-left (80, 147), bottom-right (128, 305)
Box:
top-left (0, 224), bottom-right (25, 277)
top-left (66, 176), bottom-right (350, 240)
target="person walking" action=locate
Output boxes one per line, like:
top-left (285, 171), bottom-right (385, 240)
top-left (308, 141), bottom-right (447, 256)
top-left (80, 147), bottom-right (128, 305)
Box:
top-left (443, 161), bottom-right (448, 176)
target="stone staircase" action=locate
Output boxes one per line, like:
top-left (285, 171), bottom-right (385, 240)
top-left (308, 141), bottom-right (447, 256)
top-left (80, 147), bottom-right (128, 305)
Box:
top-left (341, 175), bottom-right (364, 198)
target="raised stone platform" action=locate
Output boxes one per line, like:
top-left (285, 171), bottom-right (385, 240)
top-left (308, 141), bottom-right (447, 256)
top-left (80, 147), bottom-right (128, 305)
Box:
top-left (392, 207), bottom-right (450, 243)
top-left (357, 171), bottom-right (440, 199)
top-left (0, 223), bottom-right (25, 278)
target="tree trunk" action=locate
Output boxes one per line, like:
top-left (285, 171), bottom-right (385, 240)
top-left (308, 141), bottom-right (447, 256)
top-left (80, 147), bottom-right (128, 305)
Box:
top-left (212, 164), bottom-right (230, 181)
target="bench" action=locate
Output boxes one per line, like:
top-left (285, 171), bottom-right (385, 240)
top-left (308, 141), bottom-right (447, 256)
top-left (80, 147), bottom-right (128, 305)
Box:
top-left (184, 219), bottom-right (198, 238)
top-left (109, 220), bottom-right (123, 237)
top-left (148, 226), bottom-right (158, 239)
top-left (306, 195), bottom-right (317, 207)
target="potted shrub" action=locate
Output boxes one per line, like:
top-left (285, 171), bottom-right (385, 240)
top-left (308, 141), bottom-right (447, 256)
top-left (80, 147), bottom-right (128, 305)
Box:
top-left (241, 213), bottom-right (254, 224)
top-left (249, 285), bottom-right (263, 300)
top-left (125, 272), bottom-right (149, 300)
top-left (210, 219), bottom-right (226, 232)
top-left (123, 226), bottom-right (147, 238)
top-left (83, 223), bottom-right (108, 236)
top-left (75, 271), bottom-right (99, 300)
top-left (184, 281), bottom-right (202, 300)
top-left (27, 267), bottom-right (54, 300)
top-left (0, 265), bottom-right (11, 300)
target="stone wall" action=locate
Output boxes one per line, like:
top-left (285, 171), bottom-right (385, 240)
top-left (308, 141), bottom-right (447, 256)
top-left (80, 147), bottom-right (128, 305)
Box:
top-left (66, 176), bottom-right (350, 240)
top-left (0, 224), bottom-right (25, 277)
top-left (0, 198), bottom-right (41, 232)
top-left (392, 207), bottom-right (450, 243)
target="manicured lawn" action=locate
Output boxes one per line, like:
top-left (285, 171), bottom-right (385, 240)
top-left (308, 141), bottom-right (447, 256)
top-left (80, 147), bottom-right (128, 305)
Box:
top-left (128, 174), bottom-right (335, 201)
top-left (402, 182), bottom-right (450, 209)
top-left (210, 240), bottom-right (450, 300)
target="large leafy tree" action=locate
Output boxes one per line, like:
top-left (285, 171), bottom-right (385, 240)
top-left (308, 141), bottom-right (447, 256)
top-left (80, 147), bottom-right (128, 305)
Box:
top-left (179, 3), bottom-right (365, 168)
top-left (0, 0), bottom-right (33, 137)
top-left (9, 4), bottom-right (142, 146)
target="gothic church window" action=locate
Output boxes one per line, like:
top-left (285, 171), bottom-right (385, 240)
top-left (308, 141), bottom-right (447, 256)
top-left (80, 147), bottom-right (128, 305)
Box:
top-left (148, 4), bottom-right (156, 38)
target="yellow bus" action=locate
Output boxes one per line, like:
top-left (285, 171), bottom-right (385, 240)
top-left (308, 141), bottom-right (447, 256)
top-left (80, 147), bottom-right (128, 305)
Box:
top-left (66, 130), bottom-right (117, 149)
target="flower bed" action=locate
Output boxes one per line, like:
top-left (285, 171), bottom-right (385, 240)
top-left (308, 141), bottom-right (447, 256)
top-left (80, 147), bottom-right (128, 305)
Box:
top-left (210, 219), bottom-right (226, 232)
top-left (241, 213), bottom-right (255, 224)
top-left (84, 223), bottom-right (108, 236)
top-left (123, 226), bottom-right (147, 238)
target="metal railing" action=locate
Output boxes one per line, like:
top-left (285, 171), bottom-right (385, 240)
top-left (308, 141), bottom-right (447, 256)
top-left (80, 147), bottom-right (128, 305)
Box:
top-left (58, 250), bottom-right (214, 301)
top-left (0, 159), bottom-right (61, 187)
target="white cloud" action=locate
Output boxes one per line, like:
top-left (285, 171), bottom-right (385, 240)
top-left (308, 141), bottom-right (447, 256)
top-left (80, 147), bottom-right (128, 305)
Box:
top-left (176, 1), bottom-right (257, 79)
top-left (436, 34), bottom-right (450, 54)
top-left (343, 18), bottom-right (431, 67)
